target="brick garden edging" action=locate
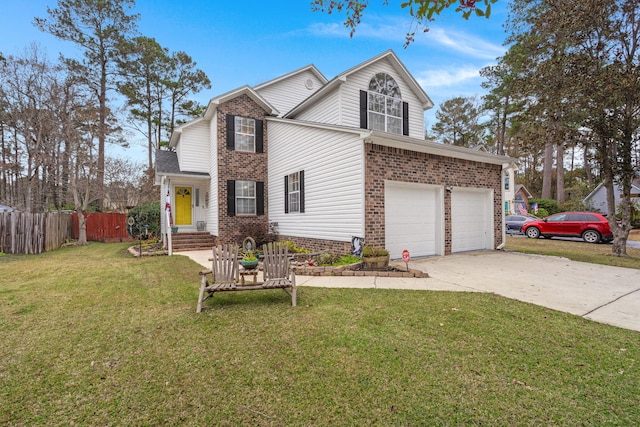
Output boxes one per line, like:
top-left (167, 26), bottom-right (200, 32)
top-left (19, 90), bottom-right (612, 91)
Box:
top-left (292, 262), bottom-right (429, 278)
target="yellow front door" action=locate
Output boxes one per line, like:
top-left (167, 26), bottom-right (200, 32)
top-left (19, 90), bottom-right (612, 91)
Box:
top-left (175, 187), bottom-right (192, 225)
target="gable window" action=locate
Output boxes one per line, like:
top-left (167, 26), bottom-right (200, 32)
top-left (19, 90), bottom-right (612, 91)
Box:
top-left (360, 73), bottom-right (408, 136)
top-left (284, 170), bottom-right (305, 214)
top-left (226, 114), bottom-right (264, 153)
top-left (227, 180), bottom-right (265, 216)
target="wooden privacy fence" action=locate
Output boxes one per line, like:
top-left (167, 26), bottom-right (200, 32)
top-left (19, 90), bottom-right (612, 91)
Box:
top-left (0, 212), bottom-right (73, 254)
top-left (72, 212), bottom-right (133, 243)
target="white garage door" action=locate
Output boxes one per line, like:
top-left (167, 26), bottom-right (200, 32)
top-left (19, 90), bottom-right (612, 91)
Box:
top-left (451, 189), bottom-right (493, 253)
top-left (385, 181), bottom-right (441, 259)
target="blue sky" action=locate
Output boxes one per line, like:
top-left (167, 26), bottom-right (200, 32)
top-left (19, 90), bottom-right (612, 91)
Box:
top-left (0, 0), bottom-right (509, 164)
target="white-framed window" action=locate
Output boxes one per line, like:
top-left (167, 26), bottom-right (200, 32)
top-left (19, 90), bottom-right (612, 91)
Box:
top-left (235, 180), bottom-right (256, 215)
top-left (288, 172), bottom-right (300, 213)
top-left (368, 73), bottom-right (403, 134)
top-left (284, 170), bottom-right (305, 214)
top-left (234, 116), bottom-right (255, 152)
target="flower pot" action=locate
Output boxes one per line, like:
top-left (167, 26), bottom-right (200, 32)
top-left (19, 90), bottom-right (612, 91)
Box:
top-left (362, 255), bottom-right (389, 271)
top-left (171, 226), bottom-right (178, 234)
top-left (241, 259), bottom-right (259, 270)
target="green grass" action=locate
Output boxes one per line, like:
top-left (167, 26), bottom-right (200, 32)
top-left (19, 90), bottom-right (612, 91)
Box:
top-left (1, 243), bottom-right (639, 425)
top-left (505, 236), bottom-right (640, 269)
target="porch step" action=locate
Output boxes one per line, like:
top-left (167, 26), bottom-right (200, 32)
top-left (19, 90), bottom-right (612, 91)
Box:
top-left (171, 232), bottom-right (215, 252)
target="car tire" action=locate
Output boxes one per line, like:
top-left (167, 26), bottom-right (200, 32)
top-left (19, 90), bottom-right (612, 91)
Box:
top-left (525, 227), bottom-right (540, 239)
top-left (582, 229), bottom-right (601, 244)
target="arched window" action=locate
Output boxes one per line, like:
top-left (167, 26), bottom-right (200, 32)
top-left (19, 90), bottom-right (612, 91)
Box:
top-left (367, 73), bottom-right (403, 134)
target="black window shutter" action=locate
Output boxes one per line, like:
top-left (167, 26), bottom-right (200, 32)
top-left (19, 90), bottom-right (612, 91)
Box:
top-left (256, 182), bottom-right (265, 216)
top-left (284, 175), bottom-right (289, 214)
top-left (299, 170), bottom-right (305, 213)
top-left (226, 114), bottom-right (235, 149)
top-left (402, 102), bottom-right (409, 136)
top-left (359, 90), bottom-right (368, 129)
top-left (227, 180), bottom-right (235, 216)
top-left (256, 119), bottom-right (264, 153)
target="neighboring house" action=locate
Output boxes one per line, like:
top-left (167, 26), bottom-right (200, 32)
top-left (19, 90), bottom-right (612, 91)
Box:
top-left (156, 50), bottom-right (515, 258)
top-left (583, 177), bottom-right (640, 213)
top-left (513, 184), bottom-right (533, 215)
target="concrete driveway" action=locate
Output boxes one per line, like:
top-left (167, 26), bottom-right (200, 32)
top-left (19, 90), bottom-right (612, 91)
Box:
top-left (181, 249), bottom-right (640, 333)
top-left (399, 251), bottom-right (640, 333)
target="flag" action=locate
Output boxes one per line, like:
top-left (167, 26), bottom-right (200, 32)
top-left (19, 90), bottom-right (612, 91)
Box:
top-left (518, 203), bottom-right (527, 215)
top-left (165, 189), bottom-right (173, 226)
top-left (532, 202), bottom-right (539, 214)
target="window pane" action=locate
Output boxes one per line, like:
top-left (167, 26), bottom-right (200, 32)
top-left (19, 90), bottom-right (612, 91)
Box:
top-left (235, 181), bottom-right (256, 215)
top-left (236, 198), bottom-right (255, 215)
top-left (387, 117), bottom-right (401, 134)
top-left (367, 73), bottom-right (403, 135)
top-left (368, 93), bottom-right (385, 113)
top-left (387, 98), bottom-right (402, 117)
top-left (235, 134), bottom-right (255, 151)
top-left (236, 181), bottom-right (255, 197)
top-left (234, 117), bottom-right (256, 152)
top-left (288, 172), bottom-right (299, 192)
top-left (289, 192), bottom-right (299, 213)
top-left (369, 112), bottom-right (385, 131)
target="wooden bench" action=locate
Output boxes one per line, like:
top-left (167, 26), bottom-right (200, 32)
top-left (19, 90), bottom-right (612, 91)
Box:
top-left (196, 242), bottom-right (296, 312)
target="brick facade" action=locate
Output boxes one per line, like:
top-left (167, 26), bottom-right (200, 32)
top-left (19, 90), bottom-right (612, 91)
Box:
top-left (277, 234), bottom-right (353, 255)
top-left (364, 143), bottom-right (503, 255)
top-left (215, 95), bottom-right (269, 245)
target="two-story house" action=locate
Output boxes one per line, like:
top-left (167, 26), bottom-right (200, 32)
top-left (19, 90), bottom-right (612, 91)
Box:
top-left (156, 50), bottom-right (514, 259)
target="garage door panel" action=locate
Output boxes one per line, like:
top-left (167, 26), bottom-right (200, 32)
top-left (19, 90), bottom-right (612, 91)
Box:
top-left (452, 190), bottom-right (492, 253)
top-left (385, 182), bottom-right (439, 259)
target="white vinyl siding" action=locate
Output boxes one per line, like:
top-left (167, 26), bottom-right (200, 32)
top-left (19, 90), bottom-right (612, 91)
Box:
top-left (207, 111), bottom-right (219, 235)
top-left (256, 69), bottom-right (325, 116)
top-left (176, 121), bottom-right (210, 173)
top-left (295, 90), bottom-right (341, 125)
top-left (268, 120), bottom-right (364, 242)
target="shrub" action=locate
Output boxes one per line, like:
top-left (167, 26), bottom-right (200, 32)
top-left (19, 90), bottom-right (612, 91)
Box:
top-left (529, 198), bottom-right (560, 215)
top-left (362, 246), bottom-right (389, 257)
top-left (314, 253), bottom-right (361, 266)
top-left (282, 240), bottom-right (311, 254)
top-left (127, 201), bottom-right (161, 239)
top-left (239, 222), bottom-right (278, 248)
top-left (536, 207), bottom-right (550, 219)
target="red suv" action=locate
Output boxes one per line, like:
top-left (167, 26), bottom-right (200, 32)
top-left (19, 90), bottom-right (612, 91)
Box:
top-left (522, 211), bottom-right (613, 243)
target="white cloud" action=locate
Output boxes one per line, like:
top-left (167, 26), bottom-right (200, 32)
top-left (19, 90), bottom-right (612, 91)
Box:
top-left (306, 16), bottom-right (505, 60)
top-left (307, 22), bottom-right (352, 38)
top-left (422, 27), bottom-right (505, 60)
top-left (417, 66), bottom-right (481, 88)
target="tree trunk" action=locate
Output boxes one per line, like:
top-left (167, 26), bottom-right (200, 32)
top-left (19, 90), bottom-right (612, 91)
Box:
top-left (541, 141), bottom-right (554, 199)
top-left (556, 142), bottom-right (565, 205)
top-left (601, 143), bottom-right (627, 257)
top-left (76, 208), bottom-right (88, 245)
top-left (583, 145), bottom-right (592, 184)
top-left (498, 95), bottom-right (509, 156)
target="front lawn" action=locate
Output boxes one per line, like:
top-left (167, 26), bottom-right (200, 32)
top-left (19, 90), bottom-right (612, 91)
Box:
top-left (1, 243), bottom-right (639, 425)
top-left (505, 235), bottom-right (640, 269)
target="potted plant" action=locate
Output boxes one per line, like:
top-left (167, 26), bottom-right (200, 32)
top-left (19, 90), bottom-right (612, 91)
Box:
top-left (241, 250), bottom-right (259, 270)
top-left (361, 246), bottom-right (390, 270)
